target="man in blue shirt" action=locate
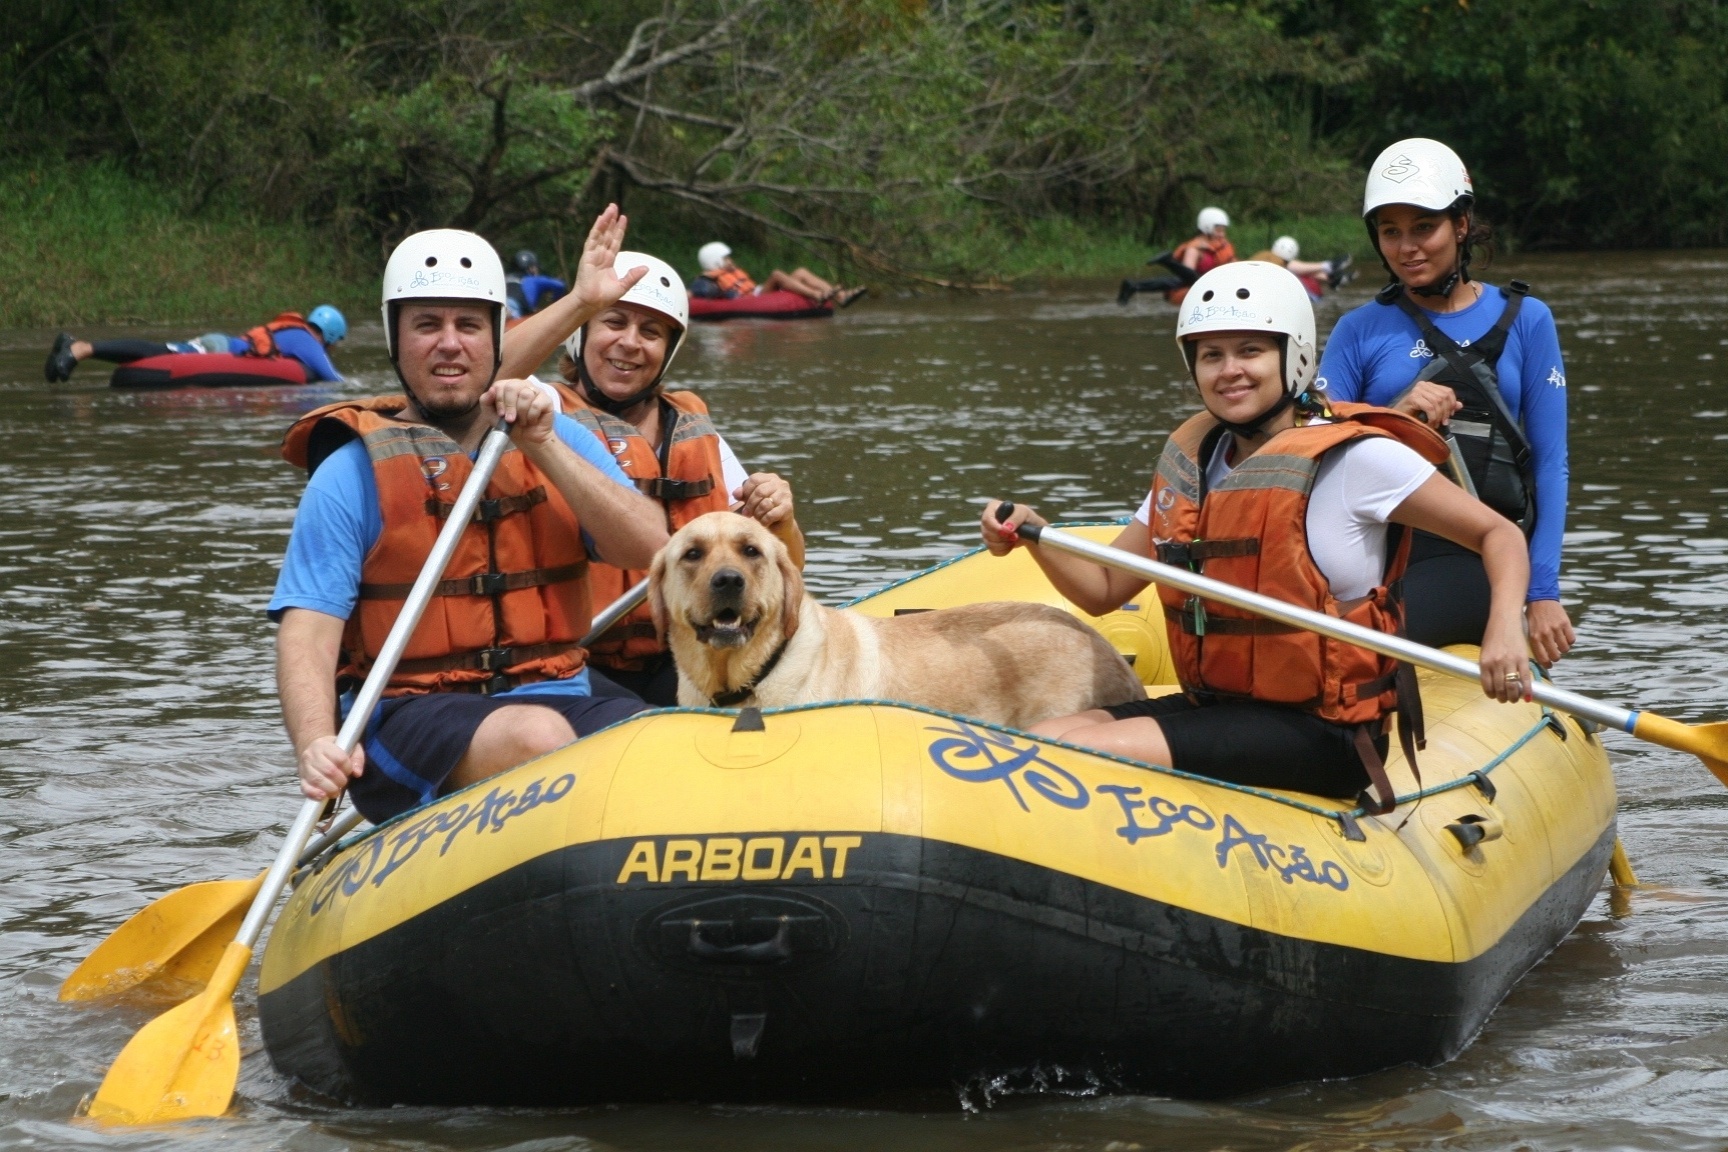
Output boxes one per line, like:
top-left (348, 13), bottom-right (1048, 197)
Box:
top-left (44, 305), bottom-right (348, 384)
top-left (273, 224), bottom-right (668, 822)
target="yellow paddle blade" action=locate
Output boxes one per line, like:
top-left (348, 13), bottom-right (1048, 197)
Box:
top-left (61, 872), bottom-right (264, 1002)
top-left (1633, 714), bottom-right (1728, 787)
top-left (85, 940), bottom-right (251, 1126)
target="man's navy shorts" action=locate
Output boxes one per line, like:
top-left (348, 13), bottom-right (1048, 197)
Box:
top-left (349, 690), bottom-right (647, 822)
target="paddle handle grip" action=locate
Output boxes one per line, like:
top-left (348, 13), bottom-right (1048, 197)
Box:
top-left (993, 500), bottom-right (1045, 543)
top-left (1028, 522), bottom-right (1638, 735)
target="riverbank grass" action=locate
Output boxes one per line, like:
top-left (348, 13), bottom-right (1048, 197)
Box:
top-left (0, 164), bottom-right (372, 329)
top-left (4, 164), bottom-right (1377, 326)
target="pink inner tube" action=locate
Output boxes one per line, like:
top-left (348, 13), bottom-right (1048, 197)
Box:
top-left (108, 352), bottom-right (310, 390)
top-left (688, 290), bottom-right (835, 321)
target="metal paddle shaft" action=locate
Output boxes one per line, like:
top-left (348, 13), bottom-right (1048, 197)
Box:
top-left (86, 421), bottom-right (518, 1127)
top-left (295, 576), bottom-right (652, 864)
top-left (235, 421), bottom-right (515, 948)
top-left (996, 505), bottom-right (1638, 733)
top-left (1001, 506), bottom-right (1728, 780)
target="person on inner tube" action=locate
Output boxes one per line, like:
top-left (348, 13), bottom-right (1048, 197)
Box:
top-left (496, 208), bottom-right (805, 706)
top-left (1118, 207), bottom-right (1239, 306)
top-left (505, 249), bottom-right (567, 320)
top-left (982, 261), bottom-right (1532, 803)
top-left (1250, 236), bottom-right (1353, 297)
top-left (689, 241), bottom-right (866, 308)
top-left (1316, 138), bottom-right (1574, 666)
top-left (272, 222), bottom-right (669, 823)
top-left (43, 306), bottom-right (347, 384)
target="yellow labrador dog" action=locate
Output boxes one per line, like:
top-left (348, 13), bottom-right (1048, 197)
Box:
top-left (649, 511), bottom-right (1144, 727)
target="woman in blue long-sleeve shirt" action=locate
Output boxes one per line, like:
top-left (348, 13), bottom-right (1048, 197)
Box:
top-left (1316, 138), bottom-right (1575, 666)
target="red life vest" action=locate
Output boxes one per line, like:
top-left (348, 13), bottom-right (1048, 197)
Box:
top-left (1147, 403), bottom-right (1449, 807)
top-left (562, 387), bottom-right (732, 670)
top-left (281, 397), bottom-right (591, 697)
top-left (1166, 237), bottom-right (1238, 305)
top-left (245, 312), bottom-right (319, 358)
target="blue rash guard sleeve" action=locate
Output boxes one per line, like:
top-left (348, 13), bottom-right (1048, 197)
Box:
top-left (268, 438), bottom-right (377, 623)
top-left (1315, 285), bottom-right (1569, 603)
top-left (271, 327), bottom-right (344, 383)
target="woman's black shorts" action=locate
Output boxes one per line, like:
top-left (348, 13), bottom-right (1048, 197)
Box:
top-left (1102, 694), bottom-right (1378, 799)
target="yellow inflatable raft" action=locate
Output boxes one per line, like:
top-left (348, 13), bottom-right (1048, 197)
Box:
top-left (258, 526), bottom-right (1616, 1104)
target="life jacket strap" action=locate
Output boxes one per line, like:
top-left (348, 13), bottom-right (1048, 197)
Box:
top-left (1353, 725), bottom-right (1399, 815)
top-left (424, 487), bottom-right (548, 523)
top-left (358, 560), bottom-right (588, 600)
top-left (1154, 538), bottom-right (1259, 568)
top-left (1163, 605), bottom-right (1301, 637)
top-left (638, 476), bottom-right (715, 501)
top-left (391, 640), bottom-right (585, 678)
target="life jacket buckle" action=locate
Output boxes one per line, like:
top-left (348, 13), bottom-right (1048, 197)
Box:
top-left (1155, 541), bottom-right (1192, 568)
top-left (477, 646), bottom-right (514, 671)
top-left (469, 572), bottom-right (509, 596)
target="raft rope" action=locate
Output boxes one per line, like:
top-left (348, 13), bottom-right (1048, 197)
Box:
top-left (308, 697), bottom-right (1563, 862)
top-left (311, 562), bottom-right (1566, 858)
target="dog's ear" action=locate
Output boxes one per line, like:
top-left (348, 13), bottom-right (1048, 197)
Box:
top-left (647, 541), bottom-right (670, 641)
top-left (775, 534), bottom-right (804, 641)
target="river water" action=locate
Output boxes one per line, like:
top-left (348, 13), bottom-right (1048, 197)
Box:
top-left (1, 253), bottom-right (1725, 1150)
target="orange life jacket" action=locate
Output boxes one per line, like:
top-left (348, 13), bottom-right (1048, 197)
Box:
top-left (562, 388), bottom-right (731, 669)
top-left (281, 396), bottom-right (592, 697)
top-left (245, 312), bottom-right (319, 358)
top-left (1166, 237), bottom-right (1238, 305)
top-left (1147, 403), bottom-right (1449, 806)
top-left (712, 266), bottom-right (756, 297)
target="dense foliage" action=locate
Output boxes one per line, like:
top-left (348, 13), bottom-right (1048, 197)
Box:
top-left (5, 0), bottom-right (1725, 280)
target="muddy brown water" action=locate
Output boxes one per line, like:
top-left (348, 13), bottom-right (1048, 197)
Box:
top-left (1, 252), bottom-right (1726, 1150)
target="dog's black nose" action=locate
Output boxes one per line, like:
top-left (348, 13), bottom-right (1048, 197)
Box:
top-left (710, 568), bottom-right (745, 594)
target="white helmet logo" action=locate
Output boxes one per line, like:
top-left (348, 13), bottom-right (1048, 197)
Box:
top-left (1380, 154), bottom-right (1418, 183)
top-left (407, 268), bottom-right (486, 294)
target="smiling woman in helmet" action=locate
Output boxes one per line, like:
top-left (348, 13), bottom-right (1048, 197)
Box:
top-left (1316, 138), bottom-right (1575, 667)
top-left (498, 212), bottom-right (805, 705)
top-left (983, 262), bottom-right (1532, 805)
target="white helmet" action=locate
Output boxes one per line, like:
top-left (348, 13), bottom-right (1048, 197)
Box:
top-left (1196, 206), bottom-right (1230, 234)
top-left (1175, 261), bottom-right (1318, 394)
top-left (563, 252), bottom-right (690, 405)
top-left (1363, 138), bottom-right (1473, 219)
top-left (697, 241), bottom-right (731, 273)
top-left (1271, 235), bottom-right (1300, 263)
top-left (380, 228), bottom-right (507, 362)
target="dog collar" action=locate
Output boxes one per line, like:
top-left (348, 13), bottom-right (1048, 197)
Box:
top-left (710, 638), bottom-right (789, 708)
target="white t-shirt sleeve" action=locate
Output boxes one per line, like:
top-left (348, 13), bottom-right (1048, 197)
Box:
top-left (1306, 438), bottom-right (1436, 601)
top-left (1133, 490), bottom-right (1153, 525)
top-left (715, 434), bottom-right (750, 504)
top-left (527, 374), bottom-right (563, 412)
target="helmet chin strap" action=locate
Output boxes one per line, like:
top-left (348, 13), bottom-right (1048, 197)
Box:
top-left (1215, 388), bottom-right (1295, 438)
top-left (1410, 266), bottom-right (1463, 298)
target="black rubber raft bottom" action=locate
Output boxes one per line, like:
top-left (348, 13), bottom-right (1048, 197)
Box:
top-left (260, 826), bottom-right (1613, 1106)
